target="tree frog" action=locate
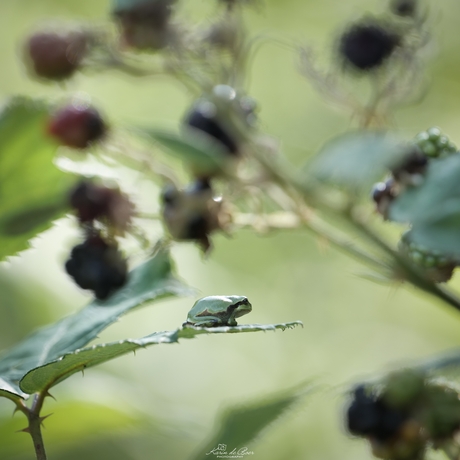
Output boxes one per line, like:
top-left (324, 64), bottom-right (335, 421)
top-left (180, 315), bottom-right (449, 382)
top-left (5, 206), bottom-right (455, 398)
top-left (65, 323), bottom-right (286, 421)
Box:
top-left (183, 295), bottom-right (252, 327)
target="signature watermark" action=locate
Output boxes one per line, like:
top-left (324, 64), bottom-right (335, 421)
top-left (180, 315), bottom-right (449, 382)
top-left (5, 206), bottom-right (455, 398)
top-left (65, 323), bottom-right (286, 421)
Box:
top-left (206, 444), bottom-right (254, 458)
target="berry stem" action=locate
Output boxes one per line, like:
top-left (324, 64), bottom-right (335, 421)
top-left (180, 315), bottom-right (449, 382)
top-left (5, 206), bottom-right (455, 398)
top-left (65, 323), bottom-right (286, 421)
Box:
top-left (253, 142), bottom-right (460, 315)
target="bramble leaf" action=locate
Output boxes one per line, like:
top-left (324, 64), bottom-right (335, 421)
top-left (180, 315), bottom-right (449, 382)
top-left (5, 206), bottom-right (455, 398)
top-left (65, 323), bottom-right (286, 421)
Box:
top-left (136, 128), bottom-right (230, 176)
top-left (191, 382), bottom-right (313, 460)
top-left (309, 131), bottom-right (403, 191)
top-left (0, 97), bottom-right (75, 260)
top-left (20, 322), bottom-right (303, 394)
top-left (389, 154), bottom-right (460, 255)
top-left (0, 247), bottom-right (191, 399)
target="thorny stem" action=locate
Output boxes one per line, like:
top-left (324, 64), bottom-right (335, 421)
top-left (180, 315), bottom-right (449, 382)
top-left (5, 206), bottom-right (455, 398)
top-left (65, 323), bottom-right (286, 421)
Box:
top-left (15, 391), bottom-right (49, 460)
top-left (254, 147), bottom-right (460, 315)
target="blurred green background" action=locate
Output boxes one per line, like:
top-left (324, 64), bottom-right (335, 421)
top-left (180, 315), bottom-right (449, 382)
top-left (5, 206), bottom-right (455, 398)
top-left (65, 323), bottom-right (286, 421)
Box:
top-left (2, 0), bottom-right (460, 459)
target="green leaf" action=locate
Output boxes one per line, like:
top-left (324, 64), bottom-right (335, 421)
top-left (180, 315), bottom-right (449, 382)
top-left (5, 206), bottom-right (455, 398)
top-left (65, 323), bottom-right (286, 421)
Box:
top-left (112, 0), bottom-right (152, 12)
top-left (191, 383), bottom-right (313, 460)
top-left (0, 247), bottom-right (191, 399)
top-left (0, 378), bottom-right (26, 403)
top-left (136, 128), bottom-right (230, 177)
top-left (309, 131), bottom-right (403, 191)
top-left (389, 155), bottom-right (460, 254)
top-left (0, 97), bottom-right (75, 260)
top-left (177, 321), bottom-right (304, 339)
top-left (20, 321), bottom-right (303, 394)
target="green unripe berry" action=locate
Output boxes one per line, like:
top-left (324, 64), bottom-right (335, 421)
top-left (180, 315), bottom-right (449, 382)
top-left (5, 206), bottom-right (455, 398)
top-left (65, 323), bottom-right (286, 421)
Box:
top-left (399, 231), bottom-right (458, 282)
top-left (413, 127), bottom-right (457, 158)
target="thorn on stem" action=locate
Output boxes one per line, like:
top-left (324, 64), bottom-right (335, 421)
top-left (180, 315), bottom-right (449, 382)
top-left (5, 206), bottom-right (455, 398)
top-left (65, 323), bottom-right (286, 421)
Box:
top-left (17, 426), bottom-right (31, 434)
top-left (45, 391), bottom-right (56, 401)
top-left (39, 413), bottom-right (53, 427)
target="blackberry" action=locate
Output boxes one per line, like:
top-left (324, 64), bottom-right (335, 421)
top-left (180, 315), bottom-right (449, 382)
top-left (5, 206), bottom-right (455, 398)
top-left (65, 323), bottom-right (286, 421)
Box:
top-left (371, 178), bottom-right (397, 218)
top-left (65, 235), bottom-right (127, 300)
top-left (346, 386), bottom-right (407, 441)
top-left (47, 104), bottom-right (106, 149)
top-left (413, 127), bottom-right (457, 158)
top-left (69, 181), bottom-right (117, 223)
top-left (186, 178), bottom-right (212, 194)
top-left (347, 386), bottom-right (381, 436)
top-left (184, 104), bottom-right (239, 155)
top-left (390, 0), bottom-right (417, 17)
top-left (390, 146), bottom-right (428, 185)
top-left (25, 31), bottom-right (87, 81)
top-left (161, 181), bottom-right (225, 251)
top-left (399, 231), bottom-right (457, 282)
top-left (161, 183), bottom-right (180, 206)
top-left (113, 0), bottom-right (175, 50)
top-left (339, 22), bottom-right (400, 72)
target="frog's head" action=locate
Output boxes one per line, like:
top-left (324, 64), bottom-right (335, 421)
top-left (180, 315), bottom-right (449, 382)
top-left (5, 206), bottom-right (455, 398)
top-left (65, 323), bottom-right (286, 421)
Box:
top-left (226, 295), bottom-right (252, 318)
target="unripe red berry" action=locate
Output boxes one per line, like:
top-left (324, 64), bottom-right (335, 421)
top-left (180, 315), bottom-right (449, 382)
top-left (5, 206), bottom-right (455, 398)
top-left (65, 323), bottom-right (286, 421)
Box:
top-left (339, 22), bottom-right (400, 72)
top-left (47, 104), bottom-right (106, 149)
top-left (25, 31), bottom-right (87, 80)
top-left (69, 180), bottom-right (134, 233)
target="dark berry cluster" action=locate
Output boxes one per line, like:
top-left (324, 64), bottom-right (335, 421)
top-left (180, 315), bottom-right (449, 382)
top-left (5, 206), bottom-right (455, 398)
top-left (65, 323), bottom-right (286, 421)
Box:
top-left (398, 231), bottom-right (458, 283)
top-left (161, 178), bottom-right (229, 251)
top-left (25, 30), bottom-right (87, 81)
top-left (64, 180), bottom-right (134, 299)
top-left (65, 235), bottom-right (127, 300)
top-left (339, 21), bottom-right (400, 72)
top-left (47, 103), bottom-right (107, 149)
top-left (370, 128), bottom-right (459, 282)
top-left (113, 0), bottom-right (176, 50)
top-left (371, 147), bottom-right (428, 218)
top-left (347, 371), bottom-right (460, 459)
top-left (372, 127), bottom-right (457, 220)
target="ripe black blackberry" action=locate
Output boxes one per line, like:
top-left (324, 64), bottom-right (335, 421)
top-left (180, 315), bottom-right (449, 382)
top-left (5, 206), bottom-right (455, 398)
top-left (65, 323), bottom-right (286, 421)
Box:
top-left (184, 105), bottom-right (239, 155)
top-left (65, 235), bottom-right (127, 300)
top-left (390, 0), bottom-right (417, 17)
top-left (346, 386), bottom-right (408, 442)
top-left (339, 21), bottom-right (400, 71)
